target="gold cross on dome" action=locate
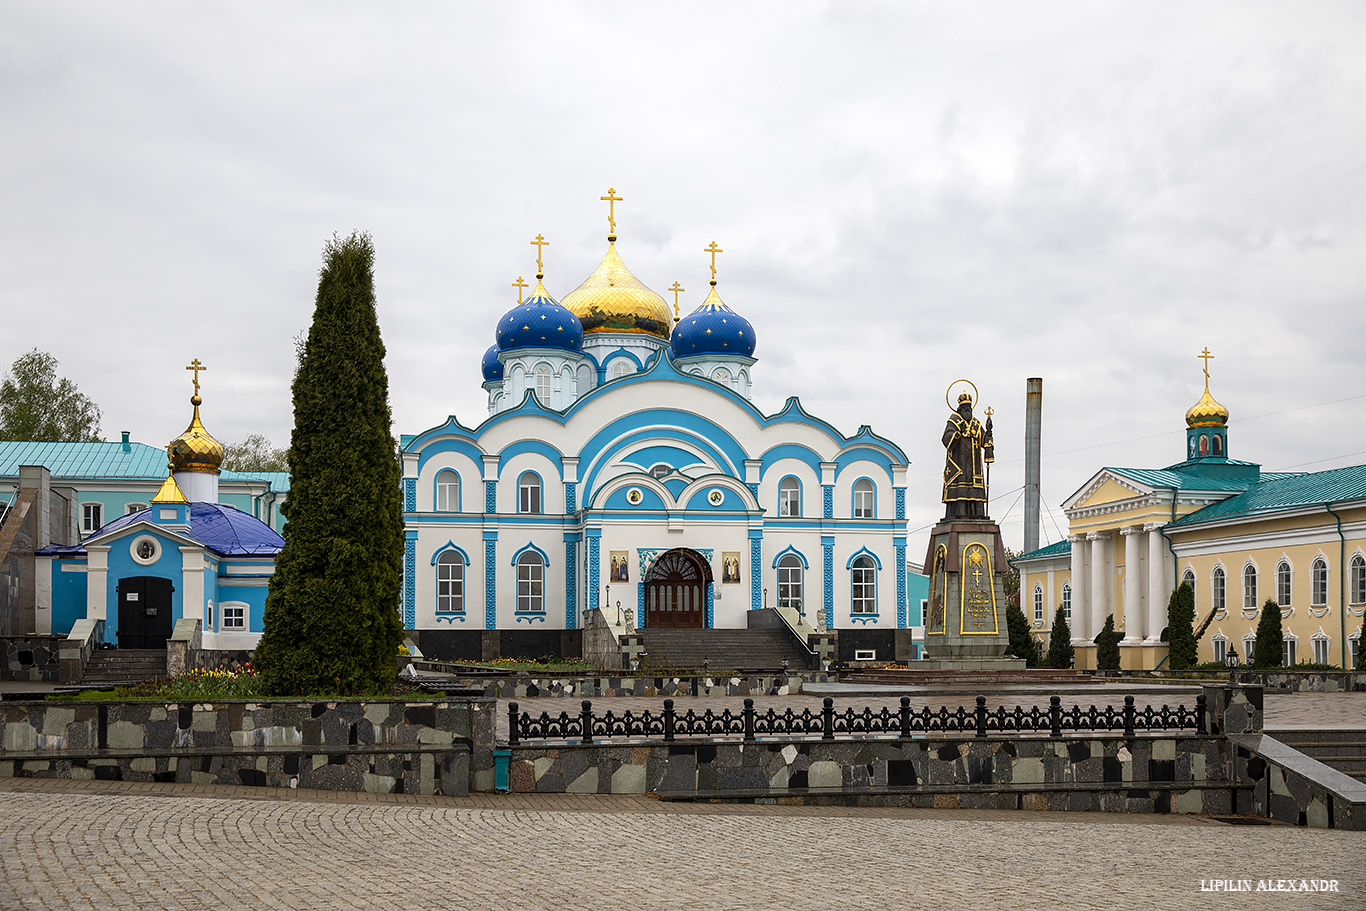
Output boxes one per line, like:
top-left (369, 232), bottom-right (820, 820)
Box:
top-left (669, 281), bottom-right (685, 320)
top-left (530, 234), bottom-right (549, 275)
top-left (1198, 346), bottom-right (1214, 381)
top-left (705, 241), bottom-right (723, 282)
top-left (512, 276), bottom-right (528, 304)
top-left (600, 187), bottom-right (622, 236)
top-left (185, 358), bottom-right (206, 395)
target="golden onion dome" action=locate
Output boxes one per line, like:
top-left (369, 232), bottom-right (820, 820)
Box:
top-left (168, 394), bottom-right (224, 474)
top-left (1185, 384), bottom-right (1229, 428)
top-left (560, 242), bottom-right (672, 338)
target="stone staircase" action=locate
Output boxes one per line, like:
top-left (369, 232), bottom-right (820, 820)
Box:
top-left (79, 649), bottom-right (166, 687)
top-left (640, 629), bottom-right (815, 672)
top-left (1266, 728), bottom-right (1366, 783)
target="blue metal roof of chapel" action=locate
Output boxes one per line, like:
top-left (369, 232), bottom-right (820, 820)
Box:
top-left (87, 501), bottom-right (284, 556)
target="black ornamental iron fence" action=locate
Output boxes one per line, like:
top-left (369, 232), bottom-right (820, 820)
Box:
top-left (506, 694), bottom-right (1206, 746)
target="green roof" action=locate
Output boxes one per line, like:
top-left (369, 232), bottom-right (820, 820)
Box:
top-left (0, 440), bottom-right (168, 479)
top-left (1013, 539), bottom-right (1071, 562)
top-left (1171, 464), bottom-right (1366, 528)
top-left (221, 470), bottom-right (290, 493)
top-left (1107, 465), bottom-right (1269, 493)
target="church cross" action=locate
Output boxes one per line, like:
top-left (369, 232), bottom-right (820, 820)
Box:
top-left (600, 187), bottom-right (622, 237)
top-left (185, 358), bottom-right (206, 396)
top-left (972, 566), bottom-right (983, 586)
top-left (669, 281), bottom-right (685, 320)
top-left (1198, 346), bottom-right (1214, 381)
top-left (512, 276), bottom-right (528, 304)
top-left (705, 241), bottom-right (723, 283)
top-left (530, 234), bottom-right (549, 275)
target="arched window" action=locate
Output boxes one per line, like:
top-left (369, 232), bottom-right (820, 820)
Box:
top-left (1242, 631), bottom-right (1257, 663)
top-left (1061, 583), bottom-right (1072, 624)
top-left (1212, 435), bottom-right (1223, 457)
top-left (777, 553), bottom-right (803, 609)
top-left (851, 556), bottom-right (876, 614)
top-left (518, 471), bottom-right (542, 514)
top-left (517, 551), bottom-right (544, 613)
top-left (1311, 630), bottom-right (1330, 665)
top-left (534, 365), bottom-right (552, 400)
top-left (712, 368), bottom-right (730, 385)
top-left (1033, 584), bottom-right (1044, 624)
top-left (778, 477), bottom-right (800, 517)
top-left (1243, 564), bottom-right (1258, 610)
top-left (1211, 566), bottom-right (1226, 613)
top-left (436, 552), bottom-right (464, 613)
top-left (1211, 633), bottom-right (1228, 664)
top-left (435, 469), bottom-right (459, 512)
top-left (1311, 558), bottom-right (1329, 607)
top-left (1183, 569), bottom-right (1196, 610)
top-left (853, 478), bottom-right (875, 519)
top-left (1282, 632), bottom-right (1297, 666)
top-left (1351, 630), bottom-right (1361, 669)
top-left (1276, 560), bottom-right (1292, 608)
top-left (612, 361), bottom-right (632, 380)
top-left (1353, 555), bottom-right (1366, 605)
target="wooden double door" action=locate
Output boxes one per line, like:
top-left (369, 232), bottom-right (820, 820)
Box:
top-left (116, 576), bottom-right (174, 649)
top-left (644, 549), bottom-right (712, 629)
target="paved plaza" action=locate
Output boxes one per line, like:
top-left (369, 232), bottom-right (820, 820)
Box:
top-left (0, 777), bottom-right (1363, 910)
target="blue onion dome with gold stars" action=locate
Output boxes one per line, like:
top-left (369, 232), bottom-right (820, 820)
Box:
top-left (481, 344), bottom-right (504, 382)
top-left (671, 284), bottom-right (757, 358)
top-left (494, 278), bottom-right (583, 353)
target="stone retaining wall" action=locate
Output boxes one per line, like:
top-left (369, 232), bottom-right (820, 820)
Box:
top-left (0, 635), bottom-right (62, 682)
top-left (414, 671), bottom-right (829, 699)
top-left (1118, 670), bottom-right (1362, 693)
top-left (0, 696), bottom-right (495, 796)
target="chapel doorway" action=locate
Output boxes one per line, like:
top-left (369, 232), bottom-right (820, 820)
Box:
top-left (643, 548), bottom-right (712, 630)
top-left (116, 576), bottom-right (175, 649)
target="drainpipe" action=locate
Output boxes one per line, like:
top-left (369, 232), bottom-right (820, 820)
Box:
top-left (1325, 503), bottom-right (1347, 668)
top-left (1155, 486), bottom-right (1179, 670)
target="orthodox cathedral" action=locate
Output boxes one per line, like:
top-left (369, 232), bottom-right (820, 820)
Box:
top-left (400, 192), bottom-right (919, 661)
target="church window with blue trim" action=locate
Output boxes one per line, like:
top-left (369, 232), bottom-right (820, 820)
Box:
top-left (853, 478), bottom-right (875, 519)
top-left (778, 476), bottom-right (800, 517)
top-left (712, 367), bottom-right (731, 386)
top-left (534, 365), bottom-right (552, 401)
top-left (851, 555), bottom-right (876, 614)
top-left (517, 551), bottom-right (544, 613)
top-left (518, 471), bottom-right (542, 514)
top-left (777, 553), bottom-right (803, 609)
top-left (611, 361), bottom-right (632, 380)
top-left (437, 552), bottom-right (464, 613)
top-left (436, 469), bottom-right (459, 512)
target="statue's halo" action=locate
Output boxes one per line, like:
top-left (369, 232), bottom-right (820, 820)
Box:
top-left (945, 378), bottom-right (979, 411)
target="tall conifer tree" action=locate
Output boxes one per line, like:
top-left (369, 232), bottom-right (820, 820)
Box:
top-left (1252, 599), bottom-right (1285, 669)
top-left (255, 232), bottom-right (404, 695)
top-left (1096, 614), bottom-right (1121, 670)
top-left (1166, 581), bottom-right (1197, 669)
top-left (1044, 606), bottom-right (1074, 669)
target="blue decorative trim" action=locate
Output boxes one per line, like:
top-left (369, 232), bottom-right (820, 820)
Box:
top-left (404, 478), bottom-right (416, 513)
top-left (638, 547), bottom-right (713, 577)
top-left (430, 541), bottom-right (471, 565)
top-left (846, 546), bottom-right (883, 570)
top-left (822, 485), bottom-right (833, 519)
top-left (823, 538), bottom-right (834, 629)
top-left (588, 534), bottom-right (600, 614)
top-left (514, 612), bottom-right (547, 624)
top-left (496, 440), bottom-right (566, 477)
top-left (485, 480), bottom-right (496, 513)
top-left (565, 481), bottom-right (576, 513)
top-left (484, 538), bottom-right (497, 628)
top-left (509, 540), bottom-right (550, 567)
top-left (403, 532), bottom-right (417, 629)
top-left (747, 482), bottom-right (759, 499)
top-left (706, 582), bottom-right (714, 628)
top-left (850, 613), bottom-right (879, 625)
top-left (434, 613), bottom-right (466, 624)
top-left (750, 535), bottom-right (762, 610)
top-left (895, 487), bottom-right (906, 521)
top-left (771, 544), bottom-right (809, 570)
top-left (895, 542), bottom-right (907, 629)
top-left (565, 539), bottom-right (577, 629)
top-left (637, 581), bottom-right (645, 628)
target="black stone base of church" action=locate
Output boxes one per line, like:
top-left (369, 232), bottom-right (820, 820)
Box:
top-left (837, 629), bottom-right (896, 663)
top-left (415, 629), bottom-right (583, 663)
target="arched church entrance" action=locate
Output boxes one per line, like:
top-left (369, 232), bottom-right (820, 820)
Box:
top-left (644, 548), bottom-right (712, 629)
top-left (116, 576), bottom-right (175, 649)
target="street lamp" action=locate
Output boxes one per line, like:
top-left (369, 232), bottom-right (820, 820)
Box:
top-left (1226, 646), bottom-right (1240, 685)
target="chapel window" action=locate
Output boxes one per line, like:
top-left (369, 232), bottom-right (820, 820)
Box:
top-left (437, 551), bottom-right (464, 613)
top-left (517, 551), bottom-right (544, 613)
top-left (534, 365), bottom-right (552, 401)
top-left (851, 556), bottom-right (876, 614)
top-left (777, 554), bottom-right (803, 610)
top-left (436, 469), bottom-right (460, 512)
top-left (518, 472), bottom-right (542, 514)
top-left (778, 477), bottom-right (801, 517)
top-left (853, 479), bottom-right (875, 519)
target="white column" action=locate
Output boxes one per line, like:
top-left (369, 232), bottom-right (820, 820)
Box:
top-left (1145, 523), bottom-right (1169, 645)
top-left (1121, 526), bottom-right (1145, 643)
top-left (1088, 532), bottom-right (1108, 642)
top-left (1068, 535), bottom-right (1087, 644)
top-left (85, 545), bottom-right (109, 626)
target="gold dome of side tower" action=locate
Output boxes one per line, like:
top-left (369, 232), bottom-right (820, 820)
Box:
top-left (168, 358), bottom-right (224, 475)
top-left (560, 188), bottom-right (673, 339)
top-left (1185, 347), bottom-right (1229, 427)
top-left (1184, 347), bottom-right (1230, 461)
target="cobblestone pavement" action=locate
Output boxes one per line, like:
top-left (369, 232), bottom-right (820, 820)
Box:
top-left (1, 778), bottom-right (1362, 911)
top-left (496, 690), bottom-right (1366, 739)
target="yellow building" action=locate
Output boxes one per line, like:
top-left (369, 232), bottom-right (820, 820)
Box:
top-left (1015, 362), bottom-right (1366, 670)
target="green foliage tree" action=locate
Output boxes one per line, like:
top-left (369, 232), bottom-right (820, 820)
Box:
top-left (1044, 606), bottom-right (1074, 669)
top-left (1252, 599), bottom-right (1285, 669)
top-left (222, 433), bottom-right (289, 472)
top-left (1001, 547), bottom-right (1021, 613)
top-left (0, 349), bottom-right (102, 441)
top-left (1096, 614), bottom-right (1121, 670)
top-left (1005, 602), bottom-right (1041, 666)
top-left (254, 232), bottom-right (404, 696)
top-left (1166, 581), bottom-right (1197, 669)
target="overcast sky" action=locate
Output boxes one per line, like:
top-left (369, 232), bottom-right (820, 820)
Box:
top-left (4, 1), bottom-right (1364, 557)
